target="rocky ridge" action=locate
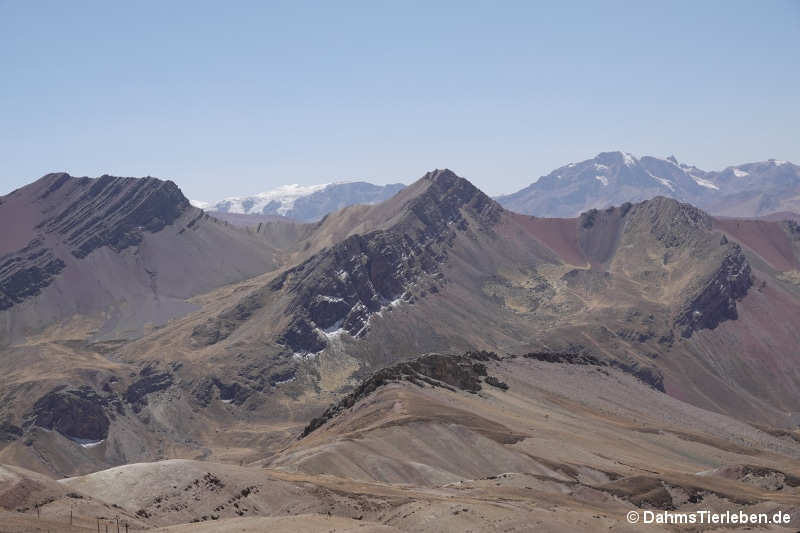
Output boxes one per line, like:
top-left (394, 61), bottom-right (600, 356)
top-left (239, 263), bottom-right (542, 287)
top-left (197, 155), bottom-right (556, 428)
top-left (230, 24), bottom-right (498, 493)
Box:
top-left (193, 169), bottom-right (503, 354)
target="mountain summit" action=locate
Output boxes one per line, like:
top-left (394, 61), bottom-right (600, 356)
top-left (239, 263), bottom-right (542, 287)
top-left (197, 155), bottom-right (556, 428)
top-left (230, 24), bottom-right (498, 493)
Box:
top-left (498, 152), bottom-right (800, 218)
top-left (0, 173), bottom-right (277, 342)
top-left (197, 180), bottom-right (406, 222)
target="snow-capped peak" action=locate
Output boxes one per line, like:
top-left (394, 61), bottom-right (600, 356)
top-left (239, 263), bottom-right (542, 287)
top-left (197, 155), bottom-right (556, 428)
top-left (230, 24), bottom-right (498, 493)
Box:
top-left (216, 183), bottom-right (331, 215)
top-left (190, 199), bottom-right (210, 209)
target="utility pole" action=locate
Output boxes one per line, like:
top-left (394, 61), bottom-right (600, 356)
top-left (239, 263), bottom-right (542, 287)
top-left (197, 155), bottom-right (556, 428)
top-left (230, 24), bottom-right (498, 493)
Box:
top-left (98, 517), bottom-right (101, 533)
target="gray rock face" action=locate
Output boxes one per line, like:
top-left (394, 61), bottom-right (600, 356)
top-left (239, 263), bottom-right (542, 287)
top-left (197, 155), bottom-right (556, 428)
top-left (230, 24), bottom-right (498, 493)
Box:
top-left (0, 238), bottom-right (65, 311)
top-left (205, 181), bottom-right (406, 222)
top-left (675, 245), bottom-right (753, 337)
top-left (26, 387), bottom-right (111, 441)
top-left (497, 152), bottom-right (800, 218)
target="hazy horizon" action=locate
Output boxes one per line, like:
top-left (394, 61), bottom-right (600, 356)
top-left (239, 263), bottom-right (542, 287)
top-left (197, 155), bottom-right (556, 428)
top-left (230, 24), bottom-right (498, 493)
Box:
top-left (2, 1), bottom-right (798, 199)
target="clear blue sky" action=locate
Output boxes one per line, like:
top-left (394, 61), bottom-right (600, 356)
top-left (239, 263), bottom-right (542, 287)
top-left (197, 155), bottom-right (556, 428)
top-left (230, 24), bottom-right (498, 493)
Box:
top-left (2, 1), bottom-right (798, 200)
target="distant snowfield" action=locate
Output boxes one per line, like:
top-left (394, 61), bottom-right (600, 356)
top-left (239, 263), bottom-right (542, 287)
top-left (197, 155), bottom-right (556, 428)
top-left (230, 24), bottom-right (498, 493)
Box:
top-left (189, 199), bottom-right (210, 208)
top-left (214, 183), bottom-right (331, 215)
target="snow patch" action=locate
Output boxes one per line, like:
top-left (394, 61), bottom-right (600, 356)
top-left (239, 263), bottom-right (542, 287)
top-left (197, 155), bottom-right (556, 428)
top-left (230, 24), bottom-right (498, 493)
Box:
top-left (221, 399), bottom-right (234, 404)
top-left (772, 160), bottom-right (788, 166)
top-left (317, 295), bottom-right (344, 303)
top-left (692, 176), bottom-right (720, 190)
top-left (623, 153), bottom-right (637, 167)
top-left (273, 376), bottom-right (296, 385)
top-left (595, 175), bottom-right (609, 186)
top-left (67, 436), bottom-right (105, 448)
top-left (732, 168), bottom-right (749, 178)
top-left (593, 163), bottom-right (609, 171)
top-left (190, 199), bottom-right (210, 209)
top-left (644, 170), bottom-right (675, 191)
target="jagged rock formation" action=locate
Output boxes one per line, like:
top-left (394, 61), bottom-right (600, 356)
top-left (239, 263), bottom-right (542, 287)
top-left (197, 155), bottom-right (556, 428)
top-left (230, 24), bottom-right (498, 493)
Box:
top-left (124, 370), bottom-right (174, 413)
top-left (626, 197), bottom-right (712, 248)
top-left (300, 351), bottom-right (503, 438)
top-left (39, 174), bottom-right (191, 258)
top-left (675, 246), bottom-right (752, 337)
top-left (270, 229), bottom-right (443, 352)
top-left (0, 238), bottom-right (65, 311)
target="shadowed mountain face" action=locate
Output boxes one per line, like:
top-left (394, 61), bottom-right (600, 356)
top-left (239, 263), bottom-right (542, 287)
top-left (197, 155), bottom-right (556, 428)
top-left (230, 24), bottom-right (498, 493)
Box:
top-left (1, 166), bottom-right (800, 527)
top-left (497, 152), bottom-right (800, 218)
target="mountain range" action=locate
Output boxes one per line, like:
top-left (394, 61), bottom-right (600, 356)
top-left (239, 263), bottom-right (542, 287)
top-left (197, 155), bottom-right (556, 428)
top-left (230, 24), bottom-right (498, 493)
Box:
top-left (497, 151), bottom-right (800, 218)
top-left (187, 154), bottom-right (799, 228)
top-left (193, 181), bottom-right (405, 222)
top-left (1, 168), bottom-right (799, 531)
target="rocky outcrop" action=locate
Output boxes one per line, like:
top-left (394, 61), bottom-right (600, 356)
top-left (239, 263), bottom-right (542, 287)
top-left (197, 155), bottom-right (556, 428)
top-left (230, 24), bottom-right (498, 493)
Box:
top-left (270, 230), bottom-right (441, 353)
top-left (300, 351), bottom-right (504, 438)
top-left (41, 175), bottom-right (190, 258)
top-left (709, 464), bottom-right (800, 491)
top-left (26, 387), bottom-right (110, 441)
top-left (784, 220), bottom-right (800, 240)
top-left (193, 377), bottom-right (252, 407)
top-left (125, 370), bottom-right (174, 412)
top-left (0, 421), bottom-right (23, 443)
top-left (675, 245), bottom-right (752, 337)
top-left (521, 351), bottom-right (664, 391)
top-left (628, 197), bottom-right (712, 248)
top-left (0, 238), bottom-right (65, 311)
